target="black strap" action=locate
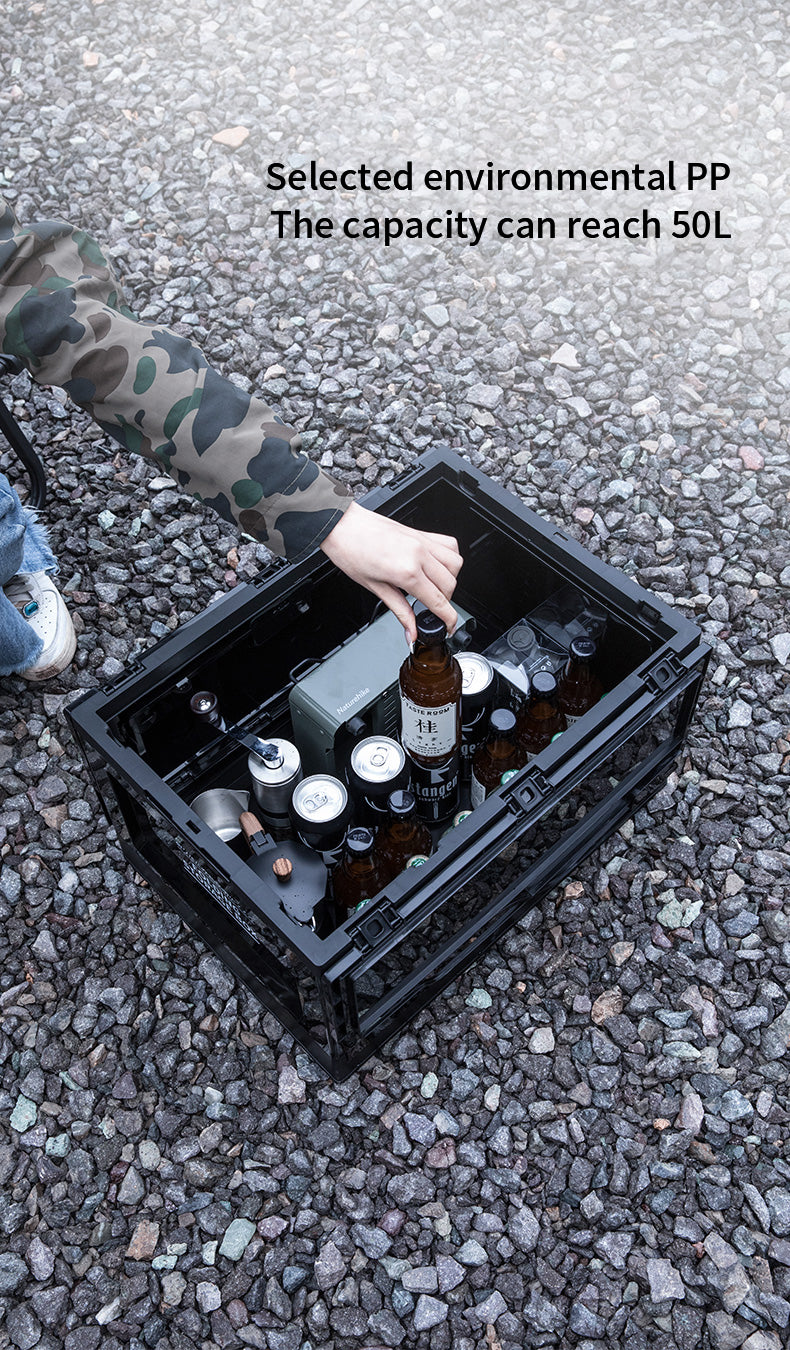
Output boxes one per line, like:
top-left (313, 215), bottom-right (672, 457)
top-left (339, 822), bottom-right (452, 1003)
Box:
top-left (0, 355), bottom-right (47, 509)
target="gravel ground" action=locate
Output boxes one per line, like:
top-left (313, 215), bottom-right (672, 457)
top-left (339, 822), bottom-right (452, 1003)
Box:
top-left (2, 1), bottom-right (790, 1347)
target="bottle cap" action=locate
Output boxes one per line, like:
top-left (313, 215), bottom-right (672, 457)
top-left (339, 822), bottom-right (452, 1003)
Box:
top-left (489, 707), bottom-right (516, 736)
top-left (345, 827), bottom-right (375, 856)
top-left (532, 671), bottom-right (557, 698)
top-left (570, 637), bottom-right (597, 661)
top-left (190, 689), bottom-right (219, 720)
top-left (387, 789), bottom-right (417, 816)
top-left (415, 607), bottom-right (447, 642)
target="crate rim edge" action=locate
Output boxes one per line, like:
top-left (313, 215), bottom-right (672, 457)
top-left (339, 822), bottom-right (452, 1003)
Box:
top-left (66, 446), bottom-right (708, 976)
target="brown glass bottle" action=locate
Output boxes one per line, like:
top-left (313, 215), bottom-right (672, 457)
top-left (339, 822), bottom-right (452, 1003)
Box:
top-left (399, 607), bottom-right (462, 763)
top-left (515, 671), bottom-right (567, 759)
top-left (470, 708), bottom-right (526, 807)
top-left (375, 789), bottom-right (433, 882)
top-left (399, 606), bottom-right (462, 824)
top-left (556, 637), bottom-right (604, 725)
top-left (332, 827), bottom-right (389, 916)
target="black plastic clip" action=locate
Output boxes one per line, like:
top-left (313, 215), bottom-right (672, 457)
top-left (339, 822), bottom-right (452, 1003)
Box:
top-left (505, 764), bottom-right (552, 815)
top-left (643, 654), bottom-right (684, 694)
top-left (348, 897), bottom-right (398, 951)
top-left (388, 462), bottom-right (423, 490)
top-left (102, 658), bottom-right (144, 693)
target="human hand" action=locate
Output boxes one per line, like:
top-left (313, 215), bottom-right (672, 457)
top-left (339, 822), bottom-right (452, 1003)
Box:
top-left (320, 502), bottom-right (463, 642)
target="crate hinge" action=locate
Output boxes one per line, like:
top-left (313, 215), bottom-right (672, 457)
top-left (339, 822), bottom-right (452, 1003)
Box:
top-left (504, 764), bottom-right (553, 816)
top-left (643, 653), bottom-right (685, 694)
top-left (102, 658), bottom-right (145, 693)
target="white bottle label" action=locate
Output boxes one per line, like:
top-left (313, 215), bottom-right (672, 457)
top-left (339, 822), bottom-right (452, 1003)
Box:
top-left (400, 696), bottom-right (457, 758)
top-left (470, 772), bottom-right (486, 808)
top-left (564, 713), bottom-right (581, 727)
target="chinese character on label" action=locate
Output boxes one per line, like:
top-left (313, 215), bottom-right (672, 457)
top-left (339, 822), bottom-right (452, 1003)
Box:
top-left (401, 696), bottom-right (457, 757)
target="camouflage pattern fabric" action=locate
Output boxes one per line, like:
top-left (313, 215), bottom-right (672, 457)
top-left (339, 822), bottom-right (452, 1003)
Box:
top-left (0, 196), bottom-right (352, 559)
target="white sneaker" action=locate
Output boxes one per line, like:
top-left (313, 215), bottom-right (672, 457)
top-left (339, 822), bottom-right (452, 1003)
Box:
top-left (4, 571), bottom-right (77, 681)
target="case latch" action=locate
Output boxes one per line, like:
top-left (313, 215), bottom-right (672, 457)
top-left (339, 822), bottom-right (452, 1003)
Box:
top-left (505, 765), bottom-right (552, 815)
top-left (102, 658), bottom-right (144, 693)
top-left (643, 653), bottom-right (684, 694)
top-left (348, 897), bottom-right (399, 951)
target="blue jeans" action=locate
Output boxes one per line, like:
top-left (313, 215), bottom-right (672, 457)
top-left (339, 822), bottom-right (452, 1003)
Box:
top-left (0, 472), bottom-right (57, 676)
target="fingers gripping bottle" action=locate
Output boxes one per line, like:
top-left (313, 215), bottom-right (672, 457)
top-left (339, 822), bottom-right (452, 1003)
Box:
top-left (399, 606), bottom-right (462, 825)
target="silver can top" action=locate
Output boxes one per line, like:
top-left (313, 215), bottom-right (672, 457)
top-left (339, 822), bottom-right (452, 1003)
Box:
top-left (350, 736), bottom-right (406, 784)
top-left (292, 774), bottom-right (349, 824)
top-left (248, 737), bottom-right (301, 787)
top-left (458, 652), bottom-right (494, 697)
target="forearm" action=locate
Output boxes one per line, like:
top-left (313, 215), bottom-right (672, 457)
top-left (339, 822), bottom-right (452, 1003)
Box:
top-left (0, 196), bottom-right (352, 558)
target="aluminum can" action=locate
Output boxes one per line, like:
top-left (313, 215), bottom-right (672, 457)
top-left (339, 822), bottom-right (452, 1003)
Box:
top-left (458, 652), bottom-right (495, 708)
top-left (248, 737), bottom-right (302, 828)
top-left (458, 653), bottom-right (495, 779)
top-left (290, 774), bottom-right (352, 859)
top-left (347, 736), bottom-right (410, 823)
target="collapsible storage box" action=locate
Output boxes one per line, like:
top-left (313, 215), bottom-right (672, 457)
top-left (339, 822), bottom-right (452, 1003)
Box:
top-left (67, 449), bottom-right (709, 1080)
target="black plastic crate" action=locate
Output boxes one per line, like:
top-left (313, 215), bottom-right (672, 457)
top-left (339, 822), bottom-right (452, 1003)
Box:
top-left (67, 448), bottom-right (709, 1080)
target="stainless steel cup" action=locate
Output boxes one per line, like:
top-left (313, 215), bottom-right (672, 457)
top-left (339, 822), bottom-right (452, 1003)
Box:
top-left (189, 788), bottom-right (250, 843)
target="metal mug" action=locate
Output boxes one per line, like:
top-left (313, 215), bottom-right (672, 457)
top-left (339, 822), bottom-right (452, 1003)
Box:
top-left (189, 788), bottom-right (250, 844)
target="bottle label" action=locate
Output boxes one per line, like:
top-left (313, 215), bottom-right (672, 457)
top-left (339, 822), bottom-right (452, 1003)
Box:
top-left (563, 713), bottom-right (582, 727)
top-left (413, 773), bottom-right (457, 802)
top-left (401, 696), bottom-right (457, 758)
top-left (470, 772), bottom-right (487, 808)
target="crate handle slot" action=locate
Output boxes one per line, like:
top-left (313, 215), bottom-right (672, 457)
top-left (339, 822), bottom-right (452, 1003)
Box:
top-left (457, 469), bottom-right (479, 494)
top-left (289, 657), bottom-right (322, 683)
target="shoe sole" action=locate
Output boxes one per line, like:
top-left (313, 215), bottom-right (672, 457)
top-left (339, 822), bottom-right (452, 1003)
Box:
top-left (21, 625), bottom-right (78, 681)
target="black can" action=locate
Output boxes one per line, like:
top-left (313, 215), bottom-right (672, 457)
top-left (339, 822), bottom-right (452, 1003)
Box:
top-left (347, 736), bottom-right (410, 825)
top-left (408, 751), bottom-right (460, 826)
top-left (290, 775), bottom-right (353, 863)
top-left (458, 653), bottom-right (495, 781)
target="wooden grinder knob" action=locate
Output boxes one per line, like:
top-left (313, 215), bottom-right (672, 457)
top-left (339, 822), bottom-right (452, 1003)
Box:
top-left (272, 856), bottom-right (293, 882)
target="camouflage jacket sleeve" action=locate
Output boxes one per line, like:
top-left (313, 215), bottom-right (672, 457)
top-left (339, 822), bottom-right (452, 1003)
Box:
top-left (0, 196), bottom-right (353, 559)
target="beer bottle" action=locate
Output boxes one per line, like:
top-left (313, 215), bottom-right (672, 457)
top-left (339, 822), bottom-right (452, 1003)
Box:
top-left (515, 671), bottom-right (567, 760)
top-left (556, 637), bottom-right (604, 725)
top-left (332, 827), bottom-right (389, 916)
top-left (470, 708), bottom-right (526, 807)
top-left (399, 606), bottom-right (462, 825)
top-left (375, 789), bottom-right (433, 882)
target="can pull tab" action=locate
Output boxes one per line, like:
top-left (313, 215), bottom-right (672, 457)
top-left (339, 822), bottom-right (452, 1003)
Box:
top-left (190, 690), bottom-right (279, 764)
